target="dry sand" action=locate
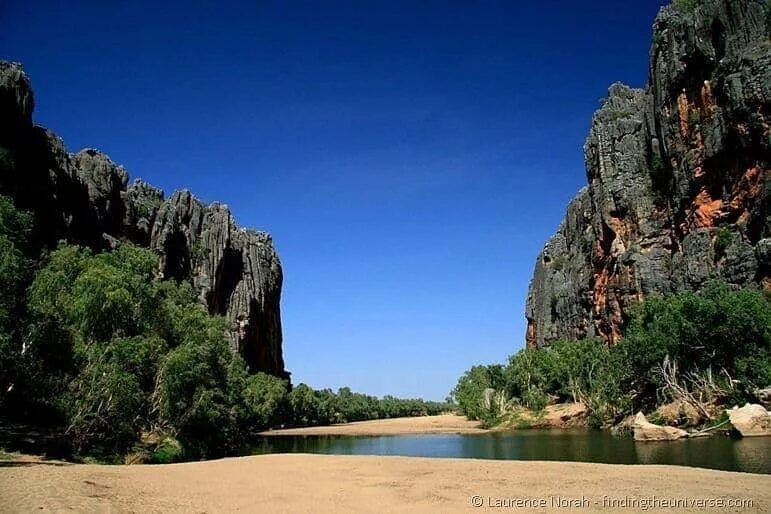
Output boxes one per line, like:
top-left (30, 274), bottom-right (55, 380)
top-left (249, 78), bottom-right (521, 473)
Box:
top-left (2, 417), bottom-right (768, 513)
top-left (259, 413), bottom-right (487, 436)
top-left (1, 453), bottom-right (769, 513)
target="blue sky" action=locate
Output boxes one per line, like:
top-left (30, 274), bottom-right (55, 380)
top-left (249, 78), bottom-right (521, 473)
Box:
top-left (2, 0), bottom-right (666, 400)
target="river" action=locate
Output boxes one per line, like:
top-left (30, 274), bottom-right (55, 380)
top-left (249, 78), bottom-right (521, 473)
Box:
top-left (252, 430), bottom-right (771, 474)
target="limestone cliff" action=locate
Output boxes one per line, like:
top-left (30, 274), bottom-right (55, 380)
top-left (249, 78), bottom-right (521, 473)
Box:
top-left (526, 0), bottom-right (770, 348)
top-left (0, 61), bottom-right (288, 378)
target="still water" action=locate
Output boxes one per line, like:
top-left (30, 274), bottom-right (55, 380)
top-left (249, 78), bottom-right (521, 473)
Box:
top-left (252, 430), bottom-right (771, 474)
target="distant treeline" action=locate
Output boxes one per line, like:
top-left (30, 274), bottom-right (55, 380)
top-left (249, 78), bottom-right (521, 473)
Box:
top-left (453, 281), bottom-right (770, 428)
top-left (0, 195), bottom-right (449, 462)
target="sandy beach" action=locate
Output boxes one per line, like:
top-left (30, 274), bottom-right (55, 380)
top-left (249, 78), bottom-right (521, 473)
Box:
top-left (1, 453), bottom-right (769, 513)
top-left (259, 413), bottom-right (487, 436)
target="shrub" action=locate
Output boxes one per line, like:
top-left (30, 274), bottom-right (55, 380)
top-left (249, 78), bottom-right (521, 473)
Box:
top-left (505, 348), bottom-right (559, 399)
top-left (455, 282), bottom-right (768, 428)
top-left (150, 437), bottom-right (184, 464)
top-left (713, 227), bottom-right (732, 259)
top-left (501, 340), bottom-right (630, 424)
top-left (289, 383), bottom-right (324, 426)
top-left (620, 281), bottom-right (770, 406)
top-left (156, 335), bottom-right (234, 457)
top-left (521, 388), bottom-right (549, 412)
top-left (64, 361), bottom-right (145, 455)
top-left (238, 371), bottom-right (289, 428)
top-left (452, 364), bottom-right (506, 421)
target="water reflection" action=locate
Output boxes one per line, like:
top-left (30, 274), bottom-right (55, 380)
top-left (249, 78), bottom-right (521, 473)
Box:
top-left (251, 431), bottom-right (770, 474)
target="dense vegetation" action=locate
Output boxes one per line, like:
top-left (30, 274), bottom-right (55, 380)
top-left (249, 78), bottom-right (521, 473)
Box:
top-left (0, 195), bottom-right (448, 462)
top-left (454, 282), bottom-right (770, 428)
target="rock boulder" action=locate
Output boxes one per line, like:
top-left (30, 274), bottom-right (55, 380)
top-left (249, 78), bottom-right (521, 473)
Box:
top-left (633, 412), bottom-right (689, 441)
top-left (726, 403), bottom-right (771, 437)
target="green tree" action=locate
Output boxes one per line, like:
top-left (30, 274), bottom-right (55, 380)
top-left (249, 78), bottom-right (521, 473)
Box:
top-left (289, 383), bottom-right (323, 426)
top-left (621, 281), bottom-right (771, 404)
top-left (452, 364), bottom-right (506, 422)
top-left (157, 332), bottom-right (235, 458)
top-left (0, 195), bottom-right (33, 405)
top-left (238, 370), bottom-right (289, 428)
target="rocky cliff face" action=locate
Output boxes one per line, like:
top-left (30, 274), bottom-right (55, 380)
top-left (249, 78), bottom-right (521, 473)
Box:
top-left (0, 61), bottom-right (288, 379)
top-left (526, 0), bottom-right (770, 348)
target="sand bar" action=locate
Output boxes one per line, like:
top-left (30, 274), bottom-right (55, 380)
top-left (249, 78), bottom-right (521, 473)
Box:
top-left (259, 413), bottom-right (487, 436)
top-left (1, 453), bottom-right (769, 513)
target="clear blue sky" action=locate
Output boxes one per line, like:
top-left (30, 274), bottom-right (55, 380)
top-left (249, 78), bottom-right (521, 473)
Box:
top-left (2, 0), bottom-right (666, 400)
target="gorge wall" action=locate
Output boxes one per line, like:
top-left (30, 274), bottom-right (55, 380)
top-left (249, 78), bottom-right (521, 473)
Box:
top-left (0, 61), bottom-right (288, 379)
top-left (526, 0), bottom-right (770, 348)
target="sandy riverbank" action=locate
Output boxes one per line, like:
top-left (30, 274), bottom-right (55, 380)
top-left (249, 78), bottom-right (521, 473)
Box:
top-left (259, 406), bottom-right (587, 436)
top-left (1, 453), bottom-right (769, 513)
top-left (259, 413), bottom-right (487, 436)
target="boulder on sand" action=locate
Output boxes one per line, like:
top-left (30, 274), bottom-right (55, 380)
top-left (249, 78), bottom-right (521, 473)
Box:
top-left (726, 404), bottom-right (771, 437)
top-left (632, 412), bottom-right (688, 441)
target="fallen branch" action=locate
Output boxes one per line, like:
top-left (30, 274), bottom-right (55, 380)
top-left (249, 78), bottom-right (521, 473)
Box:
top-left (686, 418), bottom-right (731, 438)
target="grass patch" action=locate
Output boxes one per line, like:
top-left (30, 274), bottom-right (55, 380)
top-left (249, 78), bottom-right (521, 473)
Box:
top-left (647, 411), bottom-right (666, 425)
top-left (497, 407), bottom-right (535, 429)
top-left (150, 437), bottom-right (184, 464)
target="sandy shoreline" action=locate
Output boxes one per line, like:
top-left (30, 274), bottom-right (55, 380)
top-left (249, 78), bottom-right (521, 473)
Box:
top-left (1, 453), bottom-right (769, 513)
top-left (259, 413), bottom-right (488, 436)
top-left (3, 416), bottom-right (769, 512)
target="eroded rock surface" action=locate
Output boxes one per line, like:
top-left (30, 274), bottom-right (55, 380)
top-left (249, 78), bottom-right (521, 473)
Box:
top-left (633, 412), bottom-right (689, 441)
top-left (726, 403), bottom-right (771, 437)
top-left (0, 61), bottom-right (288, 379)
top-left (526, 0), bottom-right (770, 347)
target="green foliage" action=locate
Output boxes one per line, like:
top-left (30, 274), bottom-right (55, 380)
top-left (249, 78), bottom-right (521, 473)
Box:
top-left (713, 227), bottom-right (732, 259)
top-left (28, 244), bottom-right (90, 319)
top-left (190, 237), bottom-right (209, 264)
top-left (649, 153), bottom-right (672, 195)
top-left (238, 371), bottom-right (290, 428)
top-left (289, 383), bottom-right (323, 426)
top-left (0, 196), bottom-right (33, 403)
top-left (451, 364), bottom-right (506, 422)
top-left (647, 411), bottom-right (666, 425)
top-left (64, 361), bottom-right (145, 454)
top-left (521, 388), bottom-right (549, 412)
top-left (150, 437), bottom-right (183, 464)
top-left (502, 341), bottom-right (628, 421)
top-left (19, 242), bottom-right (243, 458)
top-left (704, 409), bottom-right (729, 429)
top-left (651, 154), bottom-right (665, 175)
top-left (0, 197), bottom-right (454, 461)
top-left (454, 282), bottom-right (766, 428)
top-left (505, 347), bottom-right (559, 402)
top-left (620, 281), bottom-right (770, 405)
top-left (156, 330), bottom-right (236, 458)
top-left (0, 195), bottom-right (33, 250)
